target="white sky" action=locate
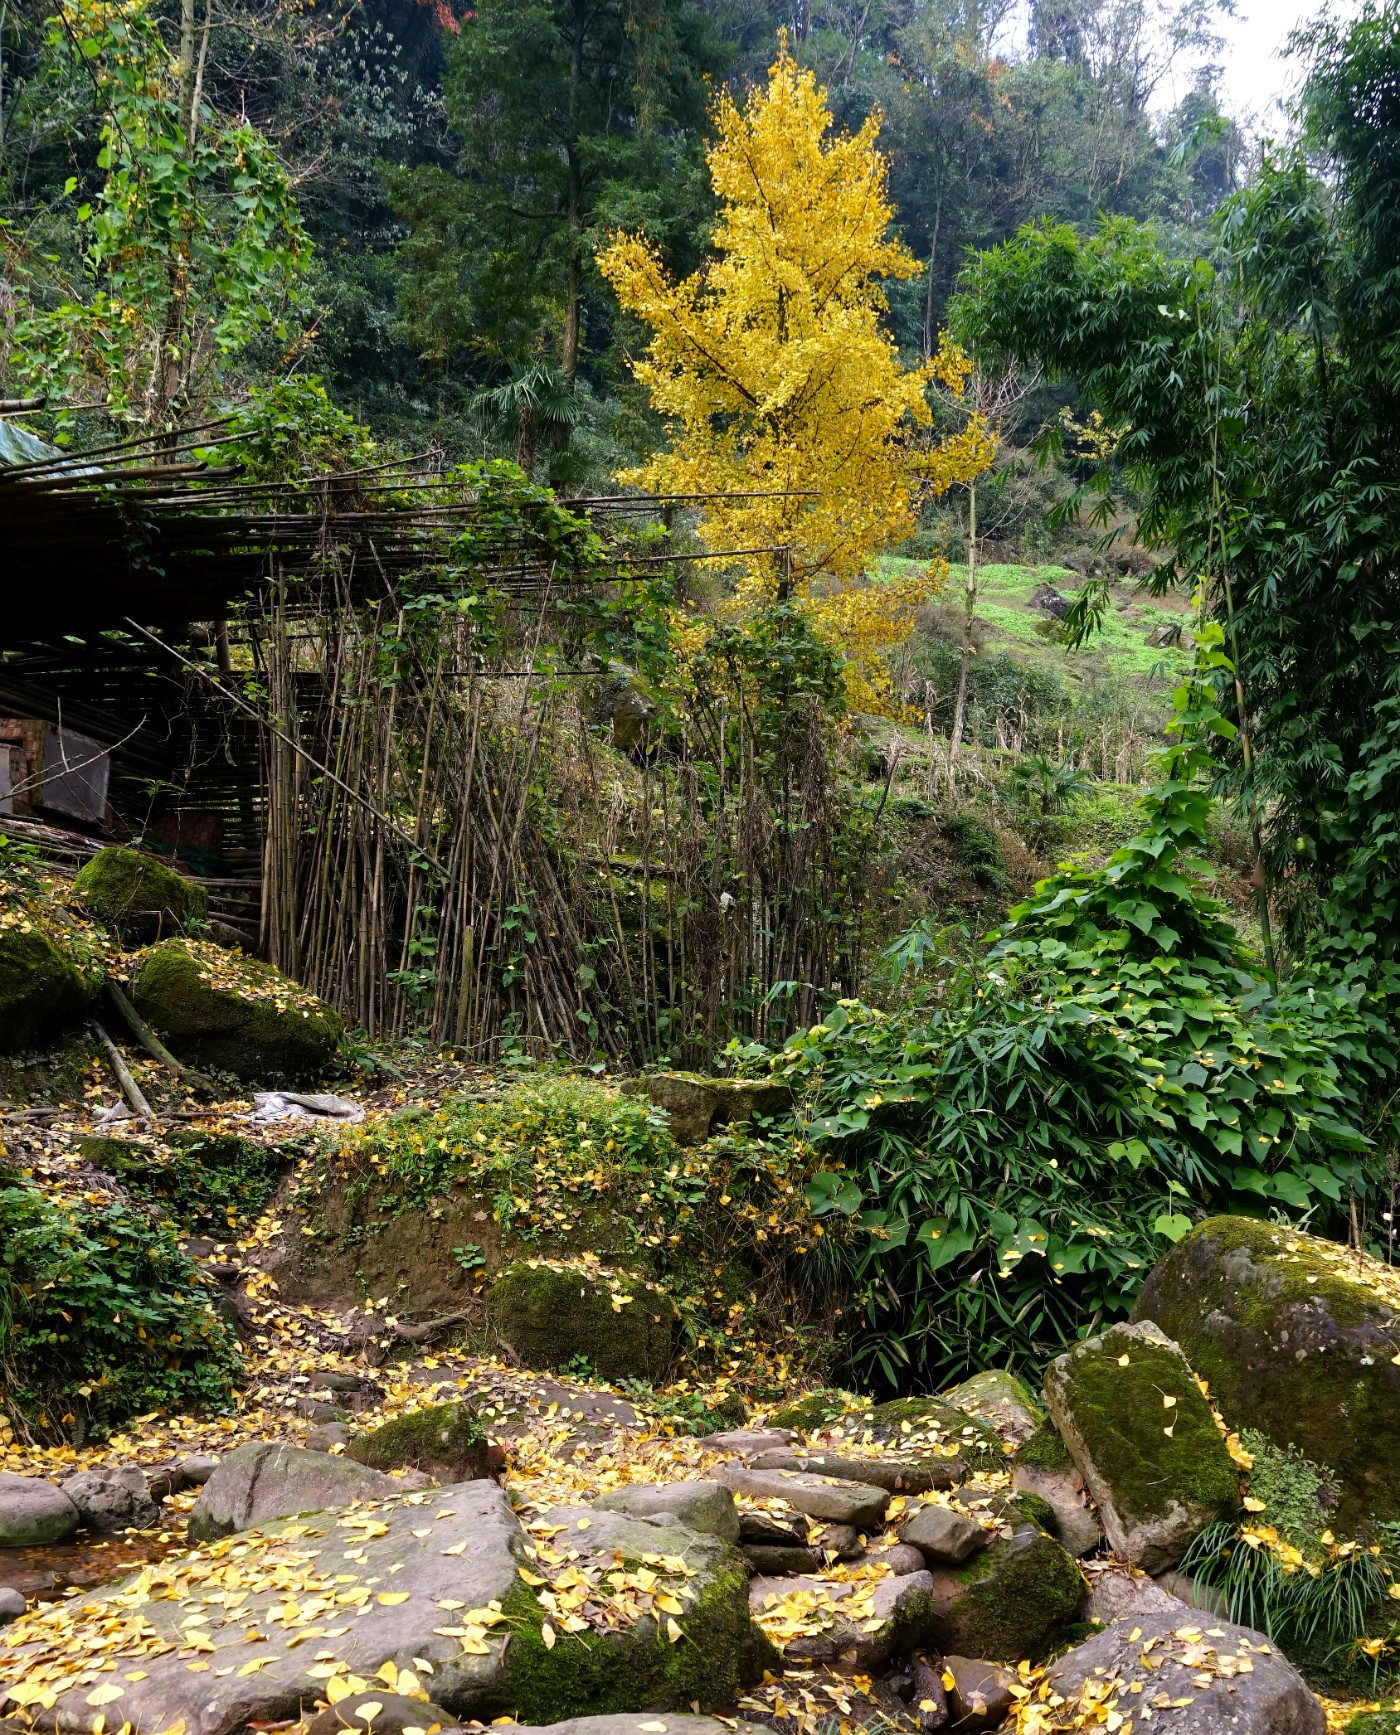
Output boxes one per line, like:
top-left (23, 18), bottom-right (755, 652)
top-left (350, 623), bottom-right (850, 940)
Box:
top-left (1189, 0), bottom-right (1363, 129)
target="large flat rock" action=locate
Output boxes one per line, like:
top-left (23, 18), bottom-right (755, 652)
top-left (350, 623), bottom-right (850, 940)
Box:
top-left (0, 1482), bottom-right (768, 1734)
top-left (714, 1463), bottom-right (888, 1527)
top-left (1039, 1609), bottom-right (1325, 1733)
top-left (188, 1441), bottom-right (399, 1541)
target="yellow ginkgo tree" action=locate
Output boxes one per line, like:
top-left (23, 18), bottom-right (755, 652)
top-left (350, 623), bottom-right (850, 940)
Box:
top-left (599, 41), bottom-right (993, 713)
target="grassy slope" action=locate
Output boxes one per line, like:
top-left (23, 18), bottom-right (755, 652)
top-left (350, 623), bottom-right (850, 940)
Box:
top-left (875, 557), bottom-right (1195, 687)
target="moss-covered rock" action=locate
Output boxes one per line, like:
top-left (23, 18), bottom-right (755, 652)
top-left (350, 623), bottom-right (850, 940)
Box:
top-left (1044, 1319), bottom-right (1238, 1572)
top-left (942, 1369), bottom-right (1043, 1445)
top-left (868, 1397), bottom-right (1005, 1473)
top-left (766, 1390), bottom-right (871, 1433)
top-left (1133, 1215), bottom-right (1400, 1534)
top-left (490, 1506), bottom-right (776, 1720)
top-left (0, 926), bottom-right (91, 1051)
top-left (1011, 1421), bottom-right (1102, 1558)
top-left (1017, 1420), bottom-right (1073, 1472)
top-left (73, 846), bottom-right (208, 944)
top-left (128, 939), bottom-right (343, 1083)
top-left (619, 1073), bottom-right (794, 1144)
top-left (488, 1259), bottom-right (678, 1382)
top-left (926, 1525), bottom-right (1085, 1663)
top-left (346, 1402), bottom-right (491, 1482)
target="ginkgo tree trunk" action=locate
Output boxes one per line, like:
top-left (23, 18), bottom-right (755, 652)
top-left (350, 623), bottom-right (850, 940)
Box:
top-left (600, 39), bottom-right (993, 714)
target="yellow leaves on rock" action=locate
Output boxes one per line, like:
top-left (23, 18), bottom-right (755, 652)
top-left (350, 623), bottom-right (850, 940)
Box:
top-left (598, 39), bottom-right (991, 718)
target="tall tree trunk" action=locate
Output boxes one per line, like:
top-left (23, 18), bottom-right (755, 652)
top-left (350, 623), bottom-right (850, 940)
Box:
top-left (561, 0), bottom-right (584, 390)
top-left (949, 478), bottom-right (977, 760)
top-left (922, 190), bottom-right (944, 360)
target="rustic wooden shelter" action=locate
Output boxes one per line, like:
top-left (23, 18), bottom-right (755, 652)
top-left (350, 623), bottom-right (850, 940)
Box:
top-left (0, 412), bottom-right (704, 1011)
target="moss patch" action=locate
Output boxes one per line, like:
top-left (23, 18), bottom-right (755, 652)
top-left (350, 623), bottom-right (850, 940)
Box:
top-left (486, 1556), bottom-right (771, 1721)
top-left (1133, 1216), bottom-right (1400, 1531)
top-left (347, 1402), bottom-right (490, 1481)
top-left (929, 1526), bottom-right (1084, 1662)
top-left (767, 1390), bottom-right (871, 1432)
top-left (488, 1259), bottom-right (677, 1383)
top-left (129, 939), bottom-right (343, 1084)
top-left (1017, 1420), bottom-right (1073, 1473)
top-left (1046, 1327), bottom-right (1238, 1534)
top-left (0, 927), bottom-right (91, 1052)
top-left (73, 847), bottom-right (208, 944)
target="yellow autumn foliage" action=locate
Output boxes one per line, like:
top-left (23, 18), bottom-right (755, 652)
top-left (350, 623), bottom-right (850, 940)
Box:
top-left (599, 41), bottom-right (993, 717)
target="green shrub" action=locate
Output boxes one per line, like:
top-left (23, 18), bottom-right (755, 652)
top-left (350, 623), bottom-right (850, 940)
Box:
top-left (0, 1180), bottom-right (240, 1439)
top-left (780, 629), bottom-right (1381, 1387)
top-left (79, 1132), bottom-right (288, 1237)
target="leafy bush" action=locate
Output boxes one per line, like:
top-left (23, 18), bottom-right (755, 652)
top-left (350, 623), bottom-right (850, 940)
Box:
top-left (0, 1181), bottom-right (240, 1440)
top-left (312, 1075), bottom-right (829, 1381)
top-left (80, 1133), bottom-right (288, 1237)
top-left (779, 628), bottom-right (1383, 1387)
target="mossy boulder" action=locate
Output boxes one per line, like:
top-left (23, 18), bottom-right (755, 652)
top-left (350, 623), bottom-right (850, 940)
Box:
top-left (491, 1505), bottom-right (777, 1720)
top-left (619, 1072), bottom-right (794, 1144)
top-left (0, 926), bottom-right (90, 1051)
top-left (488, 1259), bottom-right (678, 1382)
top-left (766, 1390), bottom-right (870, 1433)
top-left (868, 1396), bottom-right (1005, 1473)
top-left (1011, 1422), bottom-right (1102, 1558)
top-left (1133, 1215), bottom-right (1400, 1534)
top-left (128, 939), bottom-right (343, 1083)
top-left (79, 1131), bottom-right (286, 1235)
top-left (73, 846), bottom-right (207, 944)
top-left (1044, 1319), bottom-right (1239, 1572)
top-left (347, 1402), bottom-right (491, 1483)
top-left (925, 1525), bottom-right (1085, 1663)
top-left (942, 1368), bottom-right (1043, 1445)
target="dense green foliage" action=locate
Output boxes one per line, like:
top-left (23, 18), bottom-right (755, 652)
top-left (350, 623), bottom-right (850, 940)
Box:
top-left (782, 636), bottom-right (1384, 1387)
top-left (954, 3), bottom-right (1400, 976)
top-left (0, 1180), bottom-right (239, 1438)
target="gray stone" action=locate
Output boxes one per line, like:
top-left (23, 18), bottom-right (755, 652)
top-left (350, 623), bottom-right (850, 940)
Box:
top-left (1010, 1460), bottom-right (1102, 1557)
top-left (925, 1526), bottom-right (1085, 1662)
top-left (748, 1569), bottom-right (935, 1672)
top-left (907, 1655), bottom-right (950, 1729)
top-left (898, 1503), bottom-right (986, 1565)
top-left (0, 1474), bottom-right (79, 1547)
top-left (305, 1421), bottom-right (356, 1453)
top-left (0, 1590), bottom-right (23, 1627)
top-left (187, 1440), bottom-right (398, 1541)
top-left (1, 1480), bottom-right (769, 1735)
top-left (810, 1522), bottom-right (861, 1560)
top-left (942, 1370), bottom-right (1043, 1446)
top-left (715, 1463), bottom-right (888, 1527)
top-left (746, 1447), bottom-right (958, 1494)
top-left (1043, 1320), bottom-right (1239, 1573)
top-left (740, 1544), bottom-right (819, 1575)
top-left (737, 1511), bottom-right (804, 1547)
top-left (858, 1540), bottom-right (927, 1576)
top-left (593, 1480), bottom-right (739, 1543)
top-left (1083, 1571), bottom-right (1188, 1625)
top-left (60, 1466), bottom-right (160, 1533)
top-left (305, 1692), bottom-right (452, 1735)
top-left (708, 1428), bottom-right (796, 1457)
top-left (1043, 1610), bottom-right (1325, 1734)
top-left (942, 1656), bottom-right (1019, 1730)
